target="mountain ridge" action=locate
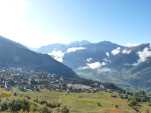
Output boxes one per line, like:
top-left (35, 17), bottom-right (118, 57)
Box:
top-left (37, 40), bottom-right (151, 90)
top-left (0, 36), bottom-right (79, 80)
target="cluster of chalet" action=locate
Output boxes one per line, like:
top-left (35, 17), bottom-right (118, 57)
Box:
top-left (0, 68), bottom-right (105, 93)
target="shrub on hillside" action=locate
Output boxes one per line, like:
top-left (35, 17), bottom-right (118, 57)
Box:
top-left (46, 102), bottom-right (61, 108)
top-left (0, 99), bottom-right (30, 112)
top-left (97, 102), bottom-right (102, 107)
top-left (40, 106), bottom-right (52, 113)
top-left (128, 98), bottom-right (139, 107)
top-left (61, 106), bottom-right (69, 113)
top-left (0, 101), bottom-right (8, 111)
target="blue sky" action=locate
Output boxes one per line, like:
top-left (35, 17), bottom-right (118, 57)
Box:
top-left (0, 0), bottom-right (151, 47)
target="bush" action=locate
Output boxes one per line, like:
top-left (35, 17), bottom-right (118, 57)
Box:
top-left (115, 105), bottom-right (119, 108)
top-left (0, 101), bottom-right (8, 111)
top-left (21, 99), bottom-right (30, 112)
top-left (30, 102), bottom-right (38, 112)
top-left (39, 100), bottom-right (48, 105)
top-left (38, 100), bottom-right (61, 108)
top-left (129, 99), bottom-right (139, 107)
top-left (149, 103), bottom-right (151, 106)
top-left (61, 106), bottom-right (69, 113)
top-left (97, 102), bottom-right (102, 107)
top-left (0, 99), bottom-right (30, 112)
top-left (46, 102), bottom-right (61, 108)
top-left (40, 106), bottom-right (52, 113)
top-left (9, 99), bottom-right (22, 112)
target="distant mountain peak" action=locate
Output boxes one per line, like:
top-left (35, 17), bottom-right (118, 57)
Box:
top-left (69, 40), bottom-right (91, 46)
top-left (97, 41), bottom-right (124, 47)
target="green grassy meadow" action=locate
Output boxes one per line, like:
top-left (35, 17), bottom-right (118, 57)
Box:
top-left (0, 88), bottom-right (150, 113)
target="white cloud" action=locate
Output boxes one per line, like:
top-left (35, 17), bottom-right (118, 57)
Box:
top-left (87, 62), bottom-right (106, 69)
top-left (87, 62), bottom-right (101, 69)
top-left (106, 52), bottom-right (110, 57)
top-left (66, 47), bottom-right (86, 53)
top-left (122, 49), bottom-right (131, 54)
top-left (137, 47), bottom-right (151, 63)
top-left (48, 50), bottom-right (64, 62)
top-left (78, 61), bottom-right (106, 70)
top-left (111, 47), bottom-right (121, 55)
top-left (86, 58), bottom-right (93, 62)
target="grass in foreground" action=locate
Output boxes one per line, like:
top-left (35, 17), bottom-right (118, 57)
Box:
top-left (0, 88), bottom-right (150, 113)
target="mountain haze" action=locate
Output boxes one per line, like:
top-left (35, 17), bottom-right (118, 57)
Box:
top-left (37, 41), bottom-right (151, 90)
top-left (0, 36), bottom-right (78, 80)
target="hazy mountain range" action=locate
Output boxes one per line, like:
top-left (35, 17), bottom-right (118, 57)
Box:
top-left (0, 36), bottom-right (78, 80)
top-left (0, 36), bottom-right (151, 90)
top-left (37, 40), bottom-right (151, 90)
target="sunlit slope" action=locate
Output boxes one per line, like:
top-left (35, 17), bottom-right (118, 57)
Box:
top-left (0, 88), bottom-right (150, 113)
